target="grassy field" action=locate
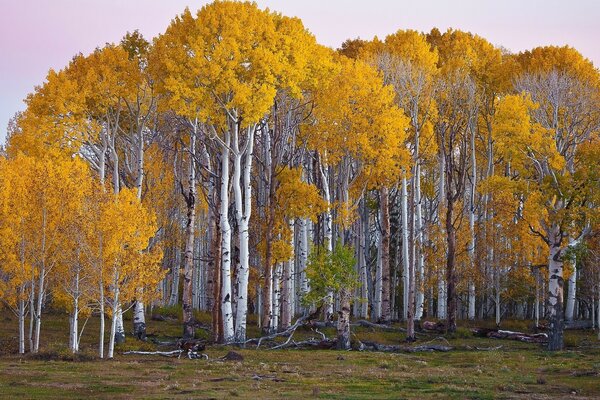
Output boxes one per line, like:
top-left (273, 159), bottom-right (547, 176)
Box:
top-left (1, 309), bottom-right (599, 399)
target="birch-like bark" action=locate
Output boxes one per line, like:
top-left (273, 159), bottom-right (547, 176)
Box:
top-left (169, 248), bottom-right (180, 306)
top-left (272, 262), bottom-right (282, 331)
top-left (298, 218), bottom-right (310, 309)
top-left (319, 159), bottom-right (334, 320)
top-left (401, 175), bottom-right (410, 321)
top-left (69, 268), bottom-right (80, 353)
top-left (359, 199), bottom-right (369, 318)
top-left (220, 130), bottom-right (234, 342)
top-left (468, 117), bottom-right (477, 320)
top-left (380, 187), bottom-right (391, 322)
top-left (182, 127), bottom-right (197, 339)
top-left (108, 268), bottom-right (120, 359)
top-left (233, 126), bottom-right (255, 342)
top-left (33, 210), bottom-right (47, 353)
top-left (565, 239), bottom-right (578, 321)
top-left (547, 224), bottom-right (565, 351)
top-left (414, 161), bottom-right (425, 320)
top-left (337, 287), bottom-right (352, 350)
top-left (132, 127), bottom-right (147, 339)
top-left (280, 220), bottom-right (295, 329)
top-left (18, 298), bottom-right (25, 354)
top-left (99, 277), bottom-right (105, 358)
top-left (373, 230), bottom-right (382, 321)
top-left (407, 173), bottom-right (416, 340)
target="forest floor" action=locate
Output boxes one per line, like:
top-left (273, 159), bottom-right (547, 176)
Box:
top-left (0, 308), bottom-right (599, 399)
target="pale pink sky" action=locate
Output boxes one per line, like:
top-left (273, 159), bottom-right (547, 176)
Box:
top-left (1, 0), bottom-right (599, 142)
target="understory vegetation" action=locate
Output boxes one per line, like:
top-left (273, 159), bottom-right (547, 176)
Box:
top-left (1, 311), bottom-right (599, 399)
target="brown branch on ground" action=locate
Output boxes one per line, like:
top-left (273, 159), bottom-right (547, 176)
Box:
top-left (471, 328), bottom-right (548, 343)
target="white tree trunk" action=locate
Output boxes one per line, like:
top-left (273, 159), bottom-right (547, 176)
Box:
top-left (18, 298), bottom-right (25, 354)
top-left (547, 224), bottom-right (565, 351)
top-left (565, 238), bottom-right (578, 321)
top-left (133, 126), bottom-right (146, 339)
top-left (414, 163), bottom-right (424, 320)
top-left (373, 230), bottom-right (382, 321)
top-left (299, 218), bottom-right (310, 309)
top-left (108, 269), bottom-right (120, 359)
top-left (401, 175), bottom-right (410, 321)
top-left (114, 305), bottom-right (125, 345)
top-left (272, 262), bottom-right (282, 331)
top-left (233, 127), bottom-right (254, 342)
top-left (33, 266), bottom-right (44, 353)
top-left (99, 280), bottom-right (105, 359)
top-left (219, 131), bottom-right (234, 342)
top-left (70, 268), bottom-right (80, 353)
top-left (437, 271), bottom-right (446, 319)
top-left (319, 160), bottom-right (334, 320)
top-left (468, 115), bottom-right (477, 320)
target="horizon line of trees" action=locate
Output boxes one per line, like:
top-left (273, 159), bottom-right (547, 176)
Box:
top-left (1, 1), bottom-right (599, 355)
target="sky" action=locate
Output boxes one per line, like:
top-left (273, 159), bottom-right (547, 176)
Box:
top-left (1, 0), bottom-right (599, 143)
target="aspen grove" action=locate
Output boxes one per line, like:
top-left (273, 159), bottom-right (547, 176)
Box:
top-left (2, 1), bottom-right (600, 357)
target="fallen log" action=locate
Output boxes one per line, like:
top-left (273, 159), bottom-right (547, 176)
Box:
top-left (123, 349), bottom-right (209, 359)
top-left (360, 340), bottom-right (452, 353)
top-left (471, 328), bottom-right (548, 343)
top-left (353, 320), bottom-right (407, 332)
top-left (421, 321), bottom-right (446, 333)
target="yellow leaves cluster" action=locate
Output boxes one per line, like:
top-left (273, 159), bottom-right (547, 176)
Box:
top-left (493, 94), bottom-right (564, 173)
top-left (307, 55), bottom-right (410, 188)
top-left (154, 1), bottom-right (319, 129)
top-left (275, 167), bottom-right (325, 222)
top-left (0, 151), bottom-right (163, 312)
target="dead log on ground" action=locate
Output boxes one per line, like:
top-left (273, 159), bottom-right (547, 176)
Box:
top-left (471, 328), bottom-right (548, 343)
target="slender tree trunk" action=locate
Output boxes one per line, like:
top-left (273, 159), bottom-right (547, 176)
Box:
top-left (320, 160), bottom-right (334, 320)
top-left (380, 187), bottom-right (391, 322)
top-left (401, 175), bottom-right (410, 322)
top-left (169, 248), bottom-right (180, 306)
top-left (414, 163), bottom-right (425, 320)
top-left (359, 200), bottom-right (369, 318)
top-left (535, 268), bottom-right (540, 328)
top-left (29, 274), bottom-right (35, 352)
top-left (33, 265), bottom-right (44, 353)
top-left (406, 174), bottom-right (416, 340)
top-left (468, 116), bottom-right (477, 320)
top-left (70, 268), bottom-right (80, 353)
top-left (437, 271), bottom-right (446, 319)
top-left (114, 306), bottom-right (125, 345)
top-left (99, 279), bottom-right (105, 358)
top-left (211, 216), bottom-right (223, 343)
top-left (547, 224), bottom-right (565, 351)
top-left (233, 127), bottom-right (255, 342)
top-left (219, 131), bottom-right (234, 342)
top-left (299, 218), bottom-right (310, 309)
top-left (373, 232), bottom-right (382, 321)
top-left (108, 268), bottom-right (120, 359)
top-left (565, 239), bottom-right (577, 321)
top-left (337, 287), bottom-right (352, 350)
top-left (18, 297), bottom-right (25, 354)
top-left (182, 127), bottom-right (197, 339)
top-left (272, 262), bottom-right (282, 331)
top-left (133, 127), bottom-right (147, 339)
top-left (445, 198), bottom-right (457, 333)
top-left (280, 220), bottom-right (295, 329)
